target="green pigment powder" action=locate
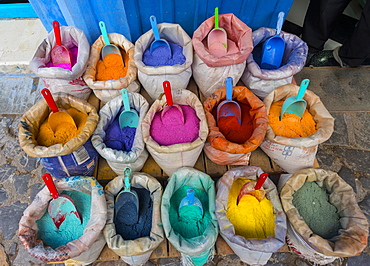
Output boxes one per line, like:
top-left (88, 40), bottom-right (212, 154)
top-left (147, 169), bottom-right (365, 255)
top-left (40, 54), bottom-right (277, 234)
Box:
top-left (169, 185), bottom-right (211, 239)
top-left (292, 181), bottom-right (341, 239)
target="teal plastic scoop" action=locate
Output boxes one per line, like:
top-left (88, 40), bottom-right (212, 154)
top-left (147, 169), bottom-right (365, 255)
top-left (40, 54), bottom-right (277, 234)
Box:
top-left (99, 21), bottom-right (125, 67)
top-left (179, 188), bottom-right (203, 217)
top-left (119, 89), bottom-right (139, 129)
top-left (280, 79), bottom-right (310, 120)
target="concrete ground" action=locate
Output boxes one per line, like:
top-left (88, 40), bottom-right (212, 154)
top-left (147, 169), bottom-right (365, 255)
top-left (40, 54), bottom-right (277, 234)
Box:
top-left (0, 19), bottom-right (370, 266)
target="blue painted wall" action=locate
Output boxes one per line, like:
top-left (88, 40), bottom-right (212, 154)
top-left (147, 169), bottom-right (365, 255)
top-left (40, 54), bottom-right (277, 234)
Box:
top-left (28, 0), bottom-right (294, 44)
top-left (0, 3), bottom-right (37, 19)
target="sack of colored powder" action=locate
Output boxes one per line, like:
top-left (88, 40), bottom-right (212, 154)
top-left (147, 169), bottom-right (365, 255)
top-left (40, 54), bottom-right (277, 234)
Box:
top-left (161, 167), bottom-right (218, 266)
top-left (29, 25), bottom-right (91, 100)
top-left (203, 85), bottom-right (268, 165)
top-left (92, 91), bottom-right (149, 174)
top-left (18, 92), bottom-right (99, 178)
top-left (134, 23), bottom-right (193, 100)
top-left (104, 172), bottom-right (164, 265)
top-left (83, 33), bottom-right (140, 103)
top-left (215, 166), bottom-right (286, 265)
top-left (142, 89), bottom-right (208, 176)
top-left (279, 168), bottom-right (369, 264)
top-left (261, 84), bottom-right (334, 173)
top-left (18, 176), bottom-right (107, 264)
top-left (240, 27), bottom-right (308, 99)
top-left (192, 13), bottom-right (253, 98)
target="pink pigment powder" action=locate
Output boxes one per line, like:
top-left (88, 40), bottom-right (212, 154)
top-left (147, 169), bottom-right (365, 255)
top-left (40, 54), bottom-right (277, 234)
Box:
top-left (46, 46), bottom-right (78, 70)
top-left (150, 105), bottom-right (200, 146)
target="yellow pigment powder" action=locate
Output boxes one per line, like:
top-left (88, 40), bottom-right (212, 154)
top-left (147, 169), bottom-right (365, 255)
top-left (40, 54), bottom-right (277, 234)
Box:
top-left (37, 108), bottom-right (88, 147)
top-left (227, 178), bottom-right (275, 239)
top-left (268, 100), bottom-right (317, 138)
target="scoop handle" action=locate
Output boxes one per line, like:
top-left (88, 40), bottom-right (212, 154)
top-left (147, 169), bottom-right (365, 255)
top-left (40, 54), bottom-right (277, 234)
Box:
top-left (41, 88), bottom-right (59, 113)
top-left (297, 79), bottom-right (310, 101)
top-left (99, 21), bottom-right (111, 46)
top-left (225, 77), bottom-right (233, 101)
top-left (53, 21), bottom-right (62, 46)
top-left (42, 173), bottom-right (60, 199)
top-left (186, 188), bottom-right (195, 205)
top-left (214, 7), bottom-right (219, 29)
top-left (150, 16), bottom-right (160, 41)
top-left (255, 173), bottom-right (268, 190)
top-left (276, 12), bottom-right (285, 35)
top-left (163, 81), bottom-right (173, 106)
top-left (123, 167), bottom-right (132, 192)
top-left (121, 89), bottom-right (131, 112)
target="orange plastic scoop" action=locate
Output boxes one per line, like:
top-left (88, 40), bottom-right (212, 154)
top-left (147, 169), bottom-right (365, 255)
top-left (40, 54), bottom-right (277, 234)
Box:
top-left (237, 173), bottom-right (269, 203)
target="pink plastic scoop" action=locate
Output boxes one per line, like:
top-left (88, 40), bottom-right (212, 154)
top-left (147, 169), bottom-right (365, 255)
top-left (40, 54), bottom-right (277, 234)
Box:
top-left (161, 81), bottom-right (184, 124)
top-left (51, 21), bottom-right (72, 68)
top-left (237, 173), bottom-right (269, 203)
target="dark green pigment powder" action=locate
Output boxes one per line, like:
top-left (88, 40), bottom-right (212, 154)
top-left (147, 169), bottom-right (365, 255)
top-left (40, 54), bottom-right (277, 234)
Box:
top-left (169, 185), bottom-right (211, 239)
top-left (292, 181), bottom-right (341, 239)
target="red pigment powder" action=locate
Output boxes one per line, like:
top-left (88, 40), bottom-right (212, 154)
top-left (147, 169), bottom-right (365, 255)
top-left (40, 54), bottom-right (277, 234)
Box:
top-left (150, 105), bottom-right (200, 146)
top-left (213, 102), bottom-right (254, 144)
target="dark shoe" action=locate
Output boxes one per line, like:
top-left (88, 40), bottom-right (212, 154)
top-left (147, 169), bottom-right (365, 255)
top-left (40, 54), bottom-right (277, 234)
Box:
top-left (305, 52), bottom-right (317, 67)
top-left (306, 50), bottom-right (341, 67)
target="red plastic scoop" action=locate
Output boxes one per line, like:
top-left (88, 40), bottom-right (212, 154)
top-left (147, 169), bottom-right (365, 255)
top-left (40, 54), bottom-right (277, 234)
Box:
top-left (237, 173), bottom-right (269, 203)
top-left (51, 21), bottom-right (72, 68)
top-left (42, 174), bottom-right (81, 229)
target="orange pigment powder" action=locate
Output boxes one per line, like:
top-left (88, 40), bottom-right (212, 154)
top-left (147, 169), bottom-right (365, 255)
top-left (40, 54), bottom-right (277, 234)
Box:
top-left (37, 108), bottom-right (88, 147)
top-left (269, 100), bottom-right (317, 138)
top-left (96, 52), bottom-right (128, 81)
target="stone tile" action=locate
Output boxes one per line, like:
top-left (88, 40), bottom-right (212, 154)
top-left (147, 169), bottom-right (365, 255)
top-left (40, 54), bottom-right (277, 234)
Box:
top-left (338, 166), bottom-right (356, 192)
top-left (316, 148), bottom-right (342, 172)
top-left (359, 176), bottom-right (370, 191)
top-left (13, 174), bottom-right (30, 195)
top-left (18, 154), bottom-right (39, 173)
top-left (2, 139), bottom-right (23, 161)
top-left (0, 188), bottom-right (8, 206)
top-left (358, 194), bottom-right (370, 221)
top-left (325, 112), bottom-right (349, 147)
top-left (349, 112), bottom-right (370, 150)
top-left (0, 164), bottom-right (17, 182)
top-left (30, 183), bottom-right (43, 202)
top-left (0, 201), bottom-right (28, 240)
top-left (347, 252), bottom-right (370, 266)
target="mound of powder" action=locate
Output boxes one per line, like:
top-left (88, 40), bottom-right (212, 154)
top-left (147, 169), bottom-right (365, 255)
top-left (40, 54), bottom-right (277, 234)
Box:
top-left (143, 42), bottom-right (186, 66)
top-left (269, 100), bottom-right (317, 138)
top-left (46, 46), bottom-right (78, 70)
top-left (36, 190), bottom-right (91, 249)
top-left (96, 52), bottom-right (129, 81)
top-left (104, 113), bottom-right (136, 151)
top-left (150, 105), bottom-right (200, 146)
top-left (114, 187), bottom-right (153, 240)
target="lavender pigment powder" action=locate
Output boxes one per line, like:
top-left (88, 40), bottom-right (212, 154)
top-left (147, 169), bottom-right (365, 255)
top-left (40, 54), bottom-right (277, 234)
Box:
top-left (104, 114), bottom-right (136, 151)
top-left (143, 42), bottom-right (186, 66)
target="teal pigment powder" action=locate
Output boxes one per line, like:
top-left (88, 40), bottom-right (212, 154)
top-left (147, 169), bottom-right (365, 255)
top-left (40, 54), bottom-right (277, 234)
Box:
top-left (169, 185), bottom-right (211, 239)
top-left (36, 190), bottom-right (91, 249)
top-left (292, 181), bottom-right (341, 239)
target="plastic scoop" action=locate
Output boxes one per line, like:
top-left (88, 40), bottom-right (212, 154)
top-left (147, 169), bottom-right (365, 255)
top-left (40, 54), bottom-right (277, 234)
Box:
top-left (217, 77), bottom-right (242, 125)
top-left (99, 21), bottom-right (125, 67)
top-left (237, 173), bottom-right (269, 203)
top-left (119, 89), bottom-right (139, 129)
top-left (42, 173), bottom-right (81, 229)
top-left (51, 21), bottom-right (72, 68)
top-left (207, 7), bottom-right (228, 54)
top-left (149, 15), bottom-right (171, 58)
top-left (179, 188), bottom-right (203, 217)
top-left (161, 80), bottom-right (184, 124)
top-left (41, 88), bottom-right (77, 133)
top-left (261, 12), bottom-right (286, 70)
top-left (115, 167), bottom-right (139, 225)
top-left (280, 79), bottom-right (310, 120)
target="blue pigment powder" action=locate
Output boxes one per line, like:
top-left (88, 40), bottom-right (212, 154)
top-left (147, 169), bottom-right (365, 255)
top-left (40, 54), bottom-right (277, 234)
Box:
top-left (143, 42), bottom-right (186, 66)
top-left (36, 190), bottom-right (91, 249)
top-left (104, 114), bottom-right (136, 151)
top-left (114, 187), bottom-right (153, 240)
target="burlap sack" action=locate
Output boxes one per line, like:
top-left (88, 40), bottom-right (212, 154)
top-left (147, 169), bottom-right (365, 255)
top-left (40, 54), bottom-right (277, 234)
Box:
top-left (192, 13), bottom-right (253, 97)
top-left (30, 26), bottom-right (91, 100)
top-left (18, 176), bottom-right (107, 264)
top-left (83, 33), bottom-right (140, 103)
top-left (142, 90), bottom-right (208, 176)
top-left (261, 84), bottom-right (334, 173)
top-left (104, 172), bottom-right (164, 265)
top-left (216, 166), bottom-right (286, 265)
top-left (92, 92), bottom-right (149, 174)
top-left (134, 23), bottom-right (193, 100)
top-left (241, 27), bottom-right (308, 99)
top-left (18, 92), bottom-right (99, 178)
top-left (203, 85), bottom-right (268, 165)
top-left (279, 168), bottom-right (369, 264)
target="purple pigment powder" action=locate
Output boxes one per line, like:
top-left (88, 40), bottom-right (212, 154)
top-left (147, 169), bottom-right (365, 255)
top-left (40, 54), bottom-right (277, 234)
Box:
top-left (104, 114), bottom-right (137, 151)
top-left (150, 105), bottom-right (200, 146)
top-left (46, 46), bottom-right (78, 70)
top-left (143, 42), bottom-right (186, 66)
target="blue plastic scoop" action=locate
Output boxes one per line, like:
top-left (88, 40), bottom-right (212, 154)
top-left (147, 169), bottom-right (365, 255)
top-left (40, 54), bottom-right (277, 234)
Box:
top-left (119, 89), bottom-right (139, 129)
top-left (217, 77), bottom-right (242, 125)
top-left (179, 188), bottom-right (203, 217)
top-left (280, 79), bottom-right (310, 120)
top-left (261, 12), bottom-right (286, 70)
top-left (149, 16), bottom-right (171, 58)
